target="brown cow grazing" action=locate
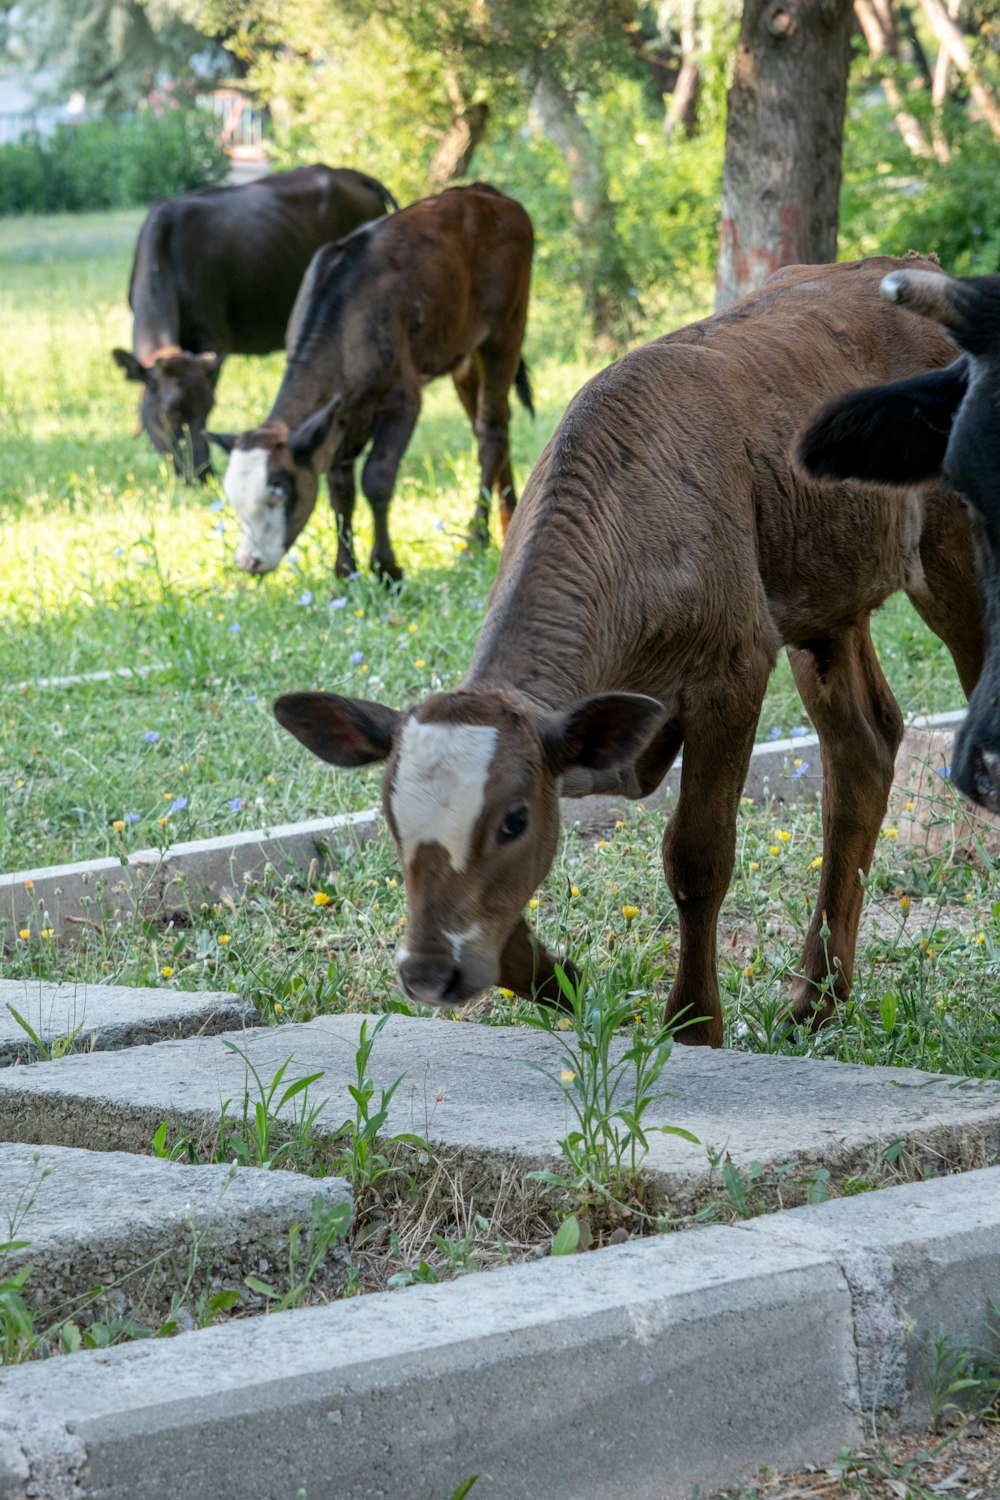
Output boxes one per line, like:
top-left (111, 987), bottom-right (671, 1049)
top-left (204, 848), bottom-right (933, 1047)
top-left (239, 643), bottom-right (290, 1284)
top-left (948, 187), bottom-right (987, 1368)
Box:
top-left (273, 257), bottom-right (983, 1047)
top-left (112, 165), bottom-right (397, 479)
top-left (796, 268), bottom-right (1000, 814)
top-left (211, 183), bottom-right (534, 583)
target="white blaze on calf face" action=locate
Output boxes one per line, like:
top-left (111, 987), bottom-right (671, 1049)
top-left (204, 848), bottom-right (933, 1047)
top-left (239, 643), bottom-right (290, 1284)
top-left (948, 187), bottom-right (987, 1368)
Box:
top-left (222, 447), bottom-right (286, 571)
top-left (391, 719), bottom-right (500, 873)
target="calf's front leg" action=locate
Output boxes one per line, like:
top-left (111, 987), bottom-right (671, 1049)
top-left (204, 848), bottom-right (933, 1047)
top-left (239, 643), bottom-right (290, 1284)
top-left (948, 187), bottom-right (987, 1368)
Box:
top-left (498, 917), bottom-right (579, 1008)
top-left (361, 398), bottom-right (420, 583)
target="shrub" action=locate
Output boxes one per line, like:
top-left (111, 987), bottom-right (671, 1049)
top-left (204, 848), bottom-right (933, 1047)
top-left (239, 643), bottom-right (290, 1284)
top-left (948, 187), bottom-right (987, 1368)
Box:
top-left (0, 106), bottom-right (230, 216)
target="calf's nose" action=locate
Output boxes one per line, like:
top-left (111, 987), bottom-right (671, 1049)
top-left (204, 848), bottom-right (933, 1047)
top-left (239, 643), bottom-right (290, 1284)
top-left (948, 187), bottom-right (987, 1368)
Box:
top-left (397, 955), bottom-right (461, 1007)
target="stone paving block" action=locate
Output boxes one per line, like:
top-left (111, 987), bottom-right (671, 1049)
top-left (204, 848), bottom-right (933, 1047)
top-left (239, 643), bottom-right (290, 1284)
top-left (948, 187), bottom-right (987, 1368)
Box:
top-left (734, 1164), bottom-right (1000, 1422)
top-left (0, 981), bottom-right (256, 1065)
top-left (0, 1218), bottom-right (860, 1500)
top-left (0, 1141), bottom-right (352, 1334)
top-left (0, 1015), bottom-right (997, 1212)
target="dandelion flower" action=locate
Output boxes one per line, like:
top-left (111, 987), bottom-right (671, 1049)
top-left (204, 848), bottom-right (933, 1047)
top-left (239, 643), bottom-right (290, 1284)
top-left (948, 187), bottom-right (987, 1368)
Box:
top-left (975, 931), bottom-right (986, 945)
top-left (408, 623), bottom-right (418, 633)
top-left (40, 928), bottom-right (54, 939)
top-left (570, 885), bottom-right (580, 898)
top-left (882, 827), bottom-right (898, 839)
top-left (622, 905), bottom-right (639, 922)
top-left (274, 1002), bottom-right (284, 1014)
top-left (18, 928), bottom-right (30, 940)
top-left (498, 987), bottom-right (514, 999)
top-left (24, 879), bottom-right (33, 890)
top-left (414, 659), bottom-right (425, 669)
top-left (810, 856), bottom-right (823, 870)
top-left (112, 819), bottom-right (125, 833)
top-left (161, 965), bottom-right (174, 978)
top-left (775, 829), bottom-right (791, 842)
top-left (899, 895), bottom-right (911, 914)
top-left (354, 608), bottom-right (365, 618)
top-left (560, 1068), bottom-right (576, 1085)
top-left (743, 964), bottom-right (754, 978)
top-left (313, 892), bottom-right (331, 907)
top-left (769, 845), bottom-right (780, 856)
top-left (528, 898), bottom-right (539, 910)
top-left (158, 816), bottom-right (169, 827)
top-left (218, 933), bottom-right (231, 945)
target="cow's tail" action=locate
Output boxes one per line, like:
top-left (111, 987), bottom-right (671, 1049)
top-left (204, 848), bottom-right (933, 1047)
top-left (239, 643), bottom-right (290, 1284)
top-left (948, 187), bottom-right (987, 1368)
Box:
top-left (515, 358), bottom-right (534, 419)
top-left (363, 174), bottom-right (400, 214)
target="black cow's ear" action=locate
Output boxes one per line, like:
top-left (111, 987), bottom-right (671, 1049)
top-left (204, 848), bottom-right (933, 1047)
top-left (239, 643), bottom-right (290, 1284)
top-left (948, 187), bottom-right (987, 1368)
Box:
top-left (274, 692), bottom-right (401, 768)
top-left (288, 393), bottom-right (342, 466)
top-left (541, 692), bottom-right (667, 779)
top-left (794, 358), bottom-right (969, 485)
top-left (112, 348), bottom-right (147, 383)
top-left (206, 431), bottom-right (238, 455)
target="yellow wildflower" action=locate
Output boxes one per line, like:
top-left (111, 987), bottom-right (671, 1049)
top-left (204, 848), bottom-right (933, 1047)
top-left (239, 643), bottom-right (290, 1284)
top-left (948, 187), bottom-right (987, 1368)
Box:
top-left (975, 932), bottom-right (986, 945)
top-left (528, 898), bottom-right (539, 909)
top-left (274, 1003), bottom-right (284, 1015)
top-left (40, 928), bottom-right (54, 939)
top-left (776, 829), bottom-right (791, 843)
top-left (899, 895), bottom-right (911, 914)
top-left (415, 659), bottom-right (425, 669)
top-left (158, 816), bottom-right (169, 827)
top-left (622, 905), bottom-right (639, 922)
top-left (905, 800), bottom-right (914, 812)
top-left (354, 608), bottom-right (365, 618)
top-left (218, 933), bottom-right (231, 945)
top-left (769, 845), bottom-right (780, 856)
top-left (24, 879), bottom-right (33, 891)
top-left (810, 856), bottom-right (823, 870)
top-left (161, 965), bottom-right (174, 977)
top-left (408, 623), bottom-right (418, 633)
top-left (748, 860), bottom-right (760, 872)
top-left (18, 928), bottom-right (30, 940)
top-left (498, 987), bottom-right (515, 999)
top-left (313, 891), bottom-right (331, 906)
top-left (560, 1069), bottom-right (576, 1085)
top-left (743, 964), bottom-right (754, 978)
top-left (882, 827), bottom-right (898, 839)
top-left (112, 819), bottom-right (125, 833)
top-left (570, 885), bottom-right (580, 898)
top-left (556, 1017), bottom-right (573, 1031)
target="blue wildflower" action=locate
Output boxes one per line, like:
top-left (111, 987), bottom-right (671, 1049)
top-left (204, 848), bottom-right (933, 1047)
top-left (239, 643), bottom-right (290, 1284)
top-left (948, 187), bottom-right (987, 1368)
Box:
top-left (230, 622), bottom-right (241, 633)
top-left (934, 764), bottom-right (952, 779)
top-left (791, 761), bottom-right (810, 780)
top-left (767, 726), bottom-right (782, 741)
top-left (298, 591), bottom-right (313, 607)
top-left (245, 692), bottom-right (258, 703)
top-left (209, 498), bottom-right (225, 513)
top-left (350, 651), bottom-right (364, 665)
top-left (331, 597), bottom-right (348, 610)
top-left (142, 730), bottom-right (160, 744)
top-left (169, 796), bottom-right (189, 813)
top-left (124, 812), bottom-right (140, 825)
top-left (790, 725), bottom-right (810, 738)
top-left (229, 796), bottom-right (244, 812)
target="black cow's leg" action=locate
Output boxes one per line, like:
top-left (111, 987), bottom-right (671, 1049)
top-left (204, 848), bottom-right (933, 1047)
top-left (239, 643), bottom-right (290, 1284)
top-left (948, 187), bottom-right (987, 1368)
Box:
top-left (360, 399), bottom-right (420, 583)
top-left (327, 449), bottom-right (361, 578)
top-left (786, 621), bottom-right (903, 1029)
top-left (461, 346), bottom-right (519, 548)
top-left (661, 662), bottom-right (769, 1047)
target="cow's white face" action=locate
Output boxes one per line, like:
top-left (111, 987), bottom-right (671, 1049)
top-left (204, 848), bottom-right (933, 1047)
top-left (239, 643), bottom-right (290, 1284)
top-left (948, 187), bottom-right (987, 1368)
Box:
top-left (273, 687), bottom-right (667, 1008)
top-left (223, 447), bottom-right (288, 573)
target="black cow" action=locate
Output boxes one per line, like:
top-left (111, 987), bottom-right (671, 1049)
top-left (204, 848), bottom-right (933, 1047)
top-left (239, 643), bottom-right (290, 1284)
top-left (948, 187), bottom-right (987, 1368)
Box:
top-left (111, 164), bottom-right (397, 479)
top-left (796, 268), bottom-right (1000, 813)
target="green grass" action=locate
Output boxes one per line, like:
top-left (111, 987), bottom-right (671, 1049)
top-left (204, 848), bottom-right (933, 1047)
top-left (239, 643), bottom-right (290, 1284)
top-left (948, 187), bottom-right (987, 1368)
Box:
top-left (3, 208), bottom-right (996, 1087)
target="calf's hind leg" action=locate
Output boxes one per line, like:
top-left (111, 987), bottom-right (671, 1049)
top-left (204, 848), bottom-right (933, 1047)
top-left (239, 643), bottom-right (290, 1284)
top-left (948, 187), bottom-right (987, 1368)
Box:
top-left (786, 621), bottom-right (904, 1028)
top-left (454, 349), bottom-right (518, 548)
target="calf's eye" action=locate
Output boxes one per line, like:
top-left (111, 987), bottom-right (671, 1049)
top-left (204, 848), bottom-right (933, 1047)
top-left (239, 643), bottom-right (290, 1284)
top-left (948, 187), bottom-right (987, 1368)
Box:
top-left (268, 482), bottom-right (286, 507)
top-left (498, 805), bottom-right (529, 843)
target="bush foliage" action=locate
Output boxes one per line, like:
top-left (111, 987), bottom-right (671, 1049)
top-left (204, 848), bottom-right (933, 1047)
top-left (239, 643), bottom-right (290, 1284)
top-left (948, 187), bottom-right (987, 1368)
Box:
top-left (0, 106), bottom-right (229, 216)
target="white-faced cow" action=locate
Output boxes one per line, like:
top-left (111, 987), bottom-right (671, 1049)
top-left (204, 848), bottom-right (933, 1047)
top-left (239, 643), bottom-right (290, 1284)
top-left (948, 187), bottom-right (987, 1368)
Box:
top-left (112, 164), bottom-right (397, 479)
top-left (211, 183), bottom-right (534, 583)
top-left (796, 268), bottom-right (1000, 814)
top-left (274, 256), bottom-right (983, 1048)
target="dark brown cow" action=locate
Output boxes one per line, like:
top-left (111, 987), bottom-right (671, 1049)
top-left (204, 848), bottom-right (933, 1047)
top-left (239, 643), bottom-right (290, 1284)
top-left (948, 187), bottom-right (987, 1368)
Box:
top-left (273, 256), bottom-right (982, 1047)
top-left (112, 164), bottom-right (397, 479)
top-left (796, 268), bottom-right (1000, 814)
top-left (211, 183), bottom-right (534, 582)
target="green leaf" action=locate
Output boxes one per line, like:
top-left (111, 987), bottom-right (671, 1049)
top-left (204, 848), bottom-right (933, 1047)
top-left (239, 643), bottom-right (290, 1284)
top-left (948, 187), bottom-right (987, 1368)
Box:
top-left (245, 1275), bottom-right (278, 1298)
top-left (551, 1216), bottom-right (581, 1256)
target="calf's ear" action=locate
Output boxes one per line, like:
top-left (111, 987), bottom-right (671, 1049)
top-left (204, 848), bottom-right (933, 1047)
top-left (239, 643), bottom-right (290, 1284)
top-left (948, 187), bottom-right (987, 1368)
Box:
top-left (288, 393), bottom-right (342, 467)
top-left (274, 691), bottom-right (401, 768)
top-left (542, 692), bottom-right (666, 779)
top-left (112, 348), bottom-right (147, 383)
top-left (794, 358), bottom-right (969, 485)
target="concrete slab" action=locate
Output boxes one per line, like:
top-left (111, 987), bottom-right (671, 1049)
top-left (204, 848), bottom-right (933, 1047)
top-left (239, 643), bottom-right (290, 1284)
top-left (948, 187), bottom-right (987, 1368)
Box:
top-left (0, 981), bottom-right (256, 1065)
top-left (0, 809), bottom-right (378, 938)
top-left (0, 1215), bottom-right (860, 1500)
top-left (0, 1142), bottom-right (352, 1332)
top-left (2, 1167), bottom-right (997, 1500)
top-left (735, 1164), bottom-right (1000, 1423)
top-left (0, 1015), bottom-right (996, 1213)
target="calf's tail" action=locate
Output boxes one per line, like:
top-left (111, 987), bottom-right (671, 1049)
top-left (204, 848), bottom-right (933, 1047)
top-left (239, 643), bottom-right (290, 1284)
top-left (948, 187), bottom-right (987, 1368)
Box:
top-left (515, 358), bottom-right (534, 418)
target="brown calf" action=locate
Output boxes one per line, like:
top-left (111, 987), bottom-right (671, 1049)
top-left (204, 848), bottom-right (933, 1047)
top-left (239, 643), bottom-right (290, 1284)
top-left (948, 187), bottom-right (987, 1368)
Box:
top-left (212, 183), bottom-right (534, 582)
top-left (274, 257), bottom-right (982, 1047)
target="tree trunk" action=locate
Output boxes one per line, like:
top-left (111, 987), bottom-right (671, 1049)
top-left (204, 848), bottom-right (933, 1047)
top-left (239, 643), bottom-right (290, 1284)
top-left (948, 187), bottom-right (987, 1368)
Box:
top-left (527, 67), bottom-right (636, 352)
top-left (715, 0), bottom-right (855, 310)
top-left (930, 0), bottom-right (960, 161)
top-left (428, 99), bottom-right (489, 189)
top-left (853, 0), bottom-right (937, 159)
top-left (663, 0), bottom-right (701, 139)
top-left (915, 0), bottom-right (1000, 140)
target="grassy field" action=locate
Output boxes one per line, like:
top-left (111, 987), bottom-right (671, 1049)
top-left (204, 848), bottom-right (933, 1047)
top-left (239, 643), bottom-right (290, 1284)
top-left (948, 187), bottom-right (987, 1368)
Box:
top-left (2, 208), bottom-right (997, 1087)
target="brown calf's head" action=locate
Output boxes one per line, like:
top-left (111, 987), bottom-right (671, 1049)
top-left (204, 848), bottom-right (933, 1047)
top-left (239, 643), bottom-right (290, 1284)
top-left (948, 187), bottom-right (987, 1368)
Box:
top-left (210, 394), bottom-right (342, 573)
top-left (112, 346), bottom-right (220, 480)
top-left (274, 687), bottom-right (666, 1007)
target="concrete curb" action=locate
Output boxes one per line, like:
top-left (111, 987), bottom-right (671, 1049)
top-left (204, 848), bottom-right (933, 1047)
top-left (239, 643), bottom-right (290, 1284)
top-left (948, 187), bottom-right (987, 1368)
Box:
top-left (0, 711), bottom-right (968, 940)
top-left (1, 1166), bottom-right (997, 1500)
